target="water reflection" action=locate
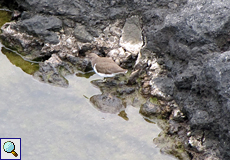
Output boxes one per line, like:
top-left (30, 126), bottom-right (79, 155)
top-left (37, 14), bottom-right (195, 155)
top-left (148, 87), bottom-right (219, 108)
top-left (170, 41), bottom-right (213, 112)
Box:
top-left (0, 42), bottom-right (176, 160)
top-left (1, 47), bottom-right (39, 74)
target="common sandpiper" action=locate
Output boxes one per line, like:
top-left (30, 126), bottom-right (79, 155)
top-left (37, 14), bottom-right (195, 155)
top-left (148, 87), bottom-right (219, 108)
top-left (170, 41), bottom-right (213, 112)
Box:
top-left (87, 52), bottom-right (128, 78)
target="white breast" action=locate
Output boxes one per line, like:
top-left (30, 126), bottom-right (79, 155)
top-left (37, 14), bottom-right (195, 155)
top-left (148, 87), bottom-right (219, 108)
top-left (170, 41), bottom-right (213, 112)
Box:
top-left (93, 64), bottom-right (117, 77)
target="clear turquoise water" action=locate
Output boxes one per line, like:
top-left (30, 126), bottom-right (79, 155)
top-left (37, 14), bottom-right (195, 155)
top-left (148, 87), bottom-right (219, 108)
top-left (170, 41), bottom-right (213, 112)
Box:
top-left (0, 43), bottom-right (176, 160)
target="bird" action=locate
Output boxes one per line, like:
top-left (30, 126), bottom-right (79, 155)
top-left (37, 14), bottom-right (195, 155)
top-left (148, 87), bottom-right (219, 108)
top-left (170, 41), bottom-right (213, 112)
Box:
top-left (87, 52), bottom-right (128, 78)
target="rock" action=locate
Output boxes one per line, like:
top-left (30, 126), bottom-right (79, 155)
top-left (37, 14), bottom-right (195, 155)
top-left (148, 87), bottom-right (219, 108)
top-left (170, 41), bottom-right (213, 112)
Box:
top-left (90, 94), bottom-right (125, 114)
top-left (170, 108), bottom-right (186, 122)
top-left (188, 136), bottom-right (206, 153)
top-left (119, 16), bottom-right (143, 56)
top-left (0, 22), bottom-right (44, 59)
top-left (12, 10), bottom-right (21, 20)
top-left (15, 15), bottom-right (62, 44)
top-left (33, 54), bottom-right (72, 87)
top-left (149, 77), bottom-right (174, 100)
top-left (74, 23), bottom-right (94, 43)
top-left (142, 0), bottom-right (230, 159)
top-left (140, 100), bottom-right (162, 117)
top-left (185, 50), bottom-right (230, 131)
top-left (107, 47), bottom-right (131, 65)
top-left (117, 87), bottom-right (135, 95)
top-left (190, 110), bottom-right (211, 127)
top-left (127, 69), bottom-right (140, 85)
top-left (15, 0), bottom-right (83, 17)
top-left (153, 130), bottom-right (191, 160)
top-left (174, 74), bottom-right (196, 91)
top-left (168, 120), bottom-right (180, 134)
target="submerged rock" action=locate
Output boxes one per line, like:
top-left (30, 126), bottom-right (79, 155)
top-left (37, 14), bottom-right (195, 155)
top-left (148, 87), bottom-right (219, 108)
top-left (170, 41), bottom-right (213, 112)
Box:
top-left (90, 94), bottom-right (125, 114)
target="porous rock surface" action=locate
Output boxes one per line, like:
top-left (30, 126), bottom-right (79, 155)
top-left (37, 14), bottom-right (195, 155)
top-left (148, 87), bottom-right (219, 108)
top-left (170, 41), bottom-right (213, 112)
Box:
top-left (1, 0), bottom-right (230, 159)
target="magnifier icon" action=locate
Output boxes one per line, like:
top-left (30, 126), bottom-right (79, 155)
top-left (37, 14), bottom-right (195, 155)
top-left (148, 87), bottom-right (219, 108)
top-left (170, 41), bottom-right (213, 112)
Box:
top-left (3, 141), bottom-right (18, 157)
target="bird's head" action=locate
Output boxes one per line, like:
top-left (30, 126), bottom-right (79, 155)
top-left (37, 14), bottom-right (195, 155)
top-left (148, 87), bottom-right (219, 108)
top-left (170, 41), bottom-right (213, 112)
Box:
top-left (86, 52), bottom-right (99, 61)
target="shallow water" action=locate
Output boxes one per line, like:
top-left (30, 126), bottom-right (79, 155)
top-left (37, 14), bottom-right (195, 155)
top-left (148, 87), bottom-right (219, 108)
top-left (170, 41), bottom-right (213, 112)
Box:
top-left (0, 44), bottom-right (177, 159)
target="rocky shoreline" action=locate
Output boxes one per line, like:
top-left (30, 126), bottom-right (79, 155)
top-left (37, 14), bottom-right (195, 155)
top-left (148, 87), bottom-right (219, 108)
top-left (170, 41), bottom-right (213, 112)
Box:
top-left (1, 0), bottom-right (230, 159)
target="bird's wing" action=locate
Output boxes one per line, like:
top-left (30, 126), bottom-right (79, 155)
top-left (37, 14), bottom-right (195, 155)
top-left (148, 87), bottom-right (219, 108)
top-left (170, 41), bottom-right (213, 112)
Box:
top-left (95, 60), bottom-right (126, 74)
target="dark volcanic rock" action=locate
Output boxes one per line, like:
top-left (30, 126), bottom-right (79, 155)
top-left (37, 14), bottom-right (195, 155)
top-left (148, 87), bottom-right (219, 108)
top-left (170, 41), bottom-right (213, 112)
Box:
top-left (141, 0), bottom-right (230, 159)
top-left (188, 51), bottom-right (230, 130)
top-left (14, 15), bottom-right (62, 44)
top-left (74, 23), bottom-right (94, 43)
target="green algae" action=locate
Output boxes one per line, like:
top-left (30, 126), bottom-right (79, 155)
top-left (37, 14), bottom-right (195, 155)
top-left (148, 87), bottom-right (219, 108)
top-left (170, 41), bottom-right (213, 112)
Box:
top-left (0, 10), bottom-right (39, 75)
top-left (0, 10), bottom-right (11, 28)
top-left (149, 97), bottom-right (160, 105)
top-left (1, 47), bottom-right (39, 75)
top-left (0, 9), bottom-right (28, 58)
top-left (153, 131), bottom-right (191, 160)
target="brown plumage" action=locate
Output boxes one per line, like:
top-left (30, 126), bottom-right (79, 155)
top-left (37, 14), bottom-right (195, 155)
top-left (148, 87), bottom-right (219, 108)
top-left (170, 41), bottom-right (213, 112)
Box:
top-left (87, 53), bottom-right (128, 77)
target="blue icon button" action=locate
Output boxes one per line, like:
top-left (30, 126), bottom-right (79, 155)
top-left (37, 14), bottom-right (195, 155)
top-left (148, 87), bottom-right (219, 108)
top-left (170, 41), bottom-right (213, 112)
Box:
top-left (0, 138), bottom-right (21, 160)
top-left (3, 141), bottom-right (18, 157)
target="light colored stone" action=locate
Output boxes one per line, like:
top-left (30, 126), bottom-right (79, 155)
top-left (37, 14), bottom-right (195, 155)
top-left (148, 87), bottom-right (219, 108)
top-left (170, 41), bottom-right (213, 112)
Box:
top-left (119, 16), bottom-right (143, 56)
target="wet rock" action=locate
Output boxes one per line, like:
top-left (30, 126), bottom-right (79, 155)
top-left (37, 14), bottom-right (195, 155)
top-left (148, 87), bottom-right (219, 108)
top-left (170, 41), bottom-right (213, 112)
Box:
top-left (33, 52), bottom-right (91, 87)
top-left (117, 87), bottom-right (135, 95)
top-left (127, 69), bottom-right (140, 85)
top-left (90, 76), bottom-right (132, 96)
top-left (118, 110), bottom-right (129, 121)
top-left (33, 54), bottom-right (72, 87)
top-left (168, 120), bottom-right (180, 134)
top-left (153, 131), bottom-right (191, 160)
top-left (91, 79), bottom-right (117, 89)
top-left (1, 22), bottom-right (44, 59)
top-left (90, 94), bottom-right (125, 114)
top-left (140, 100), bottom-right (162, 117)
